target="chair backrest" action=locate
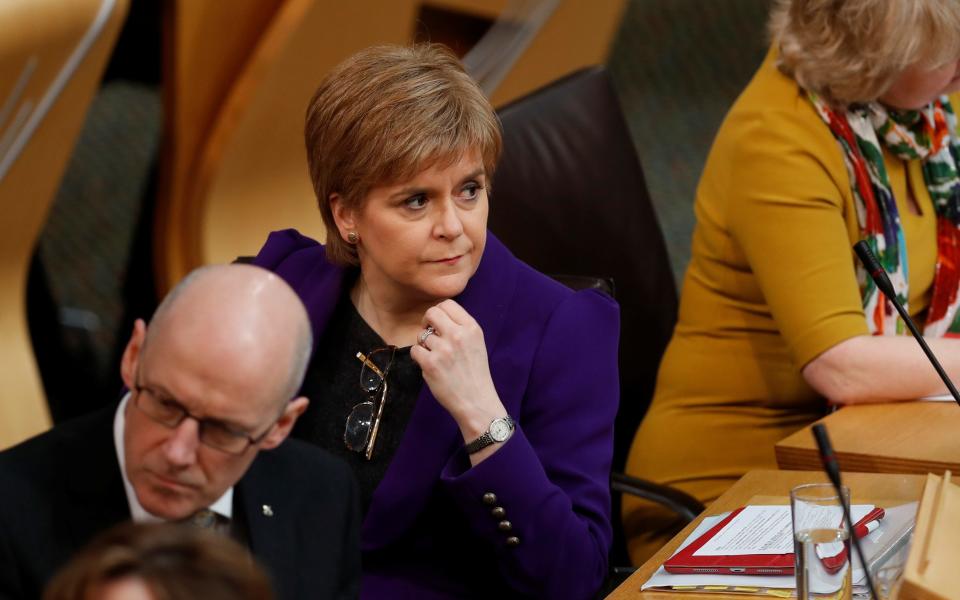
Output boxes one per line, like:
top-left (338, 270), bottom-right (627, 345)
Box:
top-left (0, 0), bottom-right (128, 448)
top-left (490, 66), bottom-right (677, 475)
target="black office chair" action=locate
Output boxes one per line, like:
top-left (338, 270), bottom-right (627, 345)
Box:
top-left (489, 66), bottom-right (704, 574)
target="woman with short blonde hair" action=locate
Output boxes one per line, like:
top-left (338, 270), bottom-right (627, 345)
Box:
top-left (625, 0), bottom-right (960, 564)
top-left (254, 43), bottom-right (619, 598)
top-left (771, 0), bottom-right (960, 105)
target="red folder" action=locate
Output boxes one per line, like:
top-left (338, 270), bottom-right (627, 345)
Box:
top-left (662, 506), bottom-right (884, 576)
top-left (663, 507), bottom-right (794, 576)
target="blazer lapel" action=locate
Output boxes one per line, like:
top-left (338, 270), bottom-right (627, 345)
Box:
top-left (455, 234), bottom-right (515, 353)
top-left (234, 456), bottom-right (297, 587)
top-left (361, 233), bottom-right (520, 549)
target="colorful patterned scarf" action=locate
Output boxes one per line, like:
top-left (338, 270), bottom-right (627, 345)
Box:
top-left (809, 93), bottom-right (960, 337)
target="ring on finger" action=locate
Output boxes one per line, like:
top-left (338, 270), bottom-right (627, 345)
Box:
top-left (418, 325), bottom-right (436, 348)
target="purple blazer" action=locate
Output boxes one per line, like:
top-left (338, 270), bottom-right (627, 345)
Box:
top-left (255, 229), bottom-right (619, 599)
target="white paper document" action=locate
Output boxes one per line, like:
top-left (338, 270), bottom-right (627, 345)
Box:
top-left (920, 393), bottom-right (957, 402)
top-left (693, 504), bottom-right (873, 556)
top-left (643, 515), bottom-right (812, 593)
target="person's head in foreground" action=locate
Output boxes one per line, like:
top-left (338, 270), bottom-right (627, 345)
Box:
top-left (43, 522), bottom-right (274, 600)
top-left (305, 43), bottom-right (501, 305)
top-left (118, 264), bottom-right (312, 520)
top-left (770, 0), bottom-right (960, 108)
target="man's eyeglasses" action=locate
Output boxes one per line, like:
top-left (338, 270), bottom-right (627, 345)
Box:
top-left (344, 346), bottom-right (396, 460)
top-left (132, 379), bottom-right (275, 455)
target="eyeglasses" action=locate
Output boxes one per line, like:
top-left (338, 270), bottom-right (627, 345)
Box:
top-left (132, 378), bottom-right (275, 455)
top-left (344, 346), bottom-right (396, 460)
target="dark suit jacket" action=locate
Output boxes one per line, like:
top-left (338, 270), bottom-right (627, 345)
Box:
top-left (255, 230), bottom-right (620, 599)
top-left (0, 405), bottom-right (361, 600)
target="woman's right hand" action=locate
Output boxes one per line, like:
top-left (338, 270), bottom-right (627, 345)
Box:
top-left (409, 300), bottom-right (509, 459)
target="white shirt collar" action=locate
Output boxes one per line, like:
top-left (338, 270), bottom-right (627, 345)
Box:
top-left (114, 393), bottom-right (233, 522)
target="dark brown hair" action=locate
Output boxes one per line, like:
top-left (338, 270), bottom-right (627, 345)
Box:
top-left (43, 522), bottom-right (274, 600)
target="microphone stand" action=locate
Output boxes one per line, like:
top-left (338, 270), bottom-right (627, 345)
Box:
top-left (812, 423), bottom-right (879, 600)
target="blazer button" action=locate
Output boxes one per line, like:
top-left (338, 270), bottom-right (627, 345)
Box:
top-left (491, 506), bottom-right (506, 519)
top-left (498, 520), bottom-right (512, 532)
top-left (506, 536), bottom-right (520, 547)
top-left (482, 492), bottom-right (497, 505)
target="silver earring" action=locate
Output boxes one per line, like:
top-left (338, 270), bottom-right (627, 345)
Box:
top-left (346, 231), bottom-right (359, 244)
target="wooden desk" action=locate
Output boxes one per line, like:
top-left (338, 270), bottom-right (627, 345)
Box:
top-left (606, 470), bottom-right (925, 600)
top-left (775, 402), bottom-right (960, 475)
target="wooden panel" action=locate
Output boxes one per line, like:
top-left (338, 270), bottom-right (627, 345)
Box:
top-left (775, 402), bottom-right (960, 475)
top-left (155, 0), bottom-right (287, 293)
top-left (606, 470), bottom-right (926, 599)
top-left (0, 0), bottom-right (128, 448)
top-left (900, 474), bottom-right (960, 600)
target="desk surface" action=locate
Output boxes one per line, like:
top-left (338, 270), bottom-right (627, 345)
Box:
top-left (775, 402), bottom-right (960, 475)
top-left (606, 470), bottom-right (926, 600)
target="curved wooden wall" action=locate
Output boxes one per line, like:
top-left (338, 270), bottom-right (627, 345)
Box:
top-left (155, 0), bottom-right (626, 293)
top-left (0, 0), bottom-right (129, 449)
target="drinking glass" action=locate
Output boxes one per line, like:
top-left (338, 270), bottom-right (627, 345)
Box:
top-left (791, 483), bottom-right (852, 600)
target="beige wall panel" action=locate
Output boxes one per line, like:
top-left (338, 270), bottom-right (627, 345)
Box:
top-left (168, 0), bottom-right (284, 165)
top-left (157, 0), bottom-right (286, 290)
top-left (0, 0), bottom-right (128, 448)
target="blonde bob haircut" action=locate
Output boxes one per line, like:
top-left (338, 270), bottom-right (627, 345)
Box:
top-left (304, 44), bottom-right (502, 266)
top-left (770, 0), bottom-right (960, 106)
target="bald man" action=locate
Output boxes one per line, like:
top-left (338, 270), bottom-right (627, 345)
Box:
top-left (0, 265), bottom-right (360, 600)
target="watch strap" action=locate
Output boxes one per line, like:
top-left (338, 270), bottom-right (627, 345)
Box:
top-left (465, 416), bottom-right (514, 454)
top-left (464, 432), bottom-right (494, 454)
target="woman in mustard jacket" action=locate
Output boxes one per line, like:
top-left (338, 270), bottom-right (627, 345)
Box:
top-left (625, 0), bottom-right (960, 564)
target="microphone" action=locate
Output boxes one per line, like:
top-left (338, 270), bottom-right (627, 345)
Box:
top-left (811, 424), bottom-right (842, 490)
top-left (811, 423), bottom-right (878, 600)
top-left (853, 240), bottom-right (960, 407)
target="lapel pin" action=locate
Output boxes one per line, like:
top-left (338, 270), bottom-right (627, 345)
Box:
top-left (262, 504), bottom-right (274, 517)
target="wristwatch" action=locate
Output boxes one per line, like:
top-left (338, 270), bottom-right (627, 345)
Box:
top-left (464, 416), bottom-right (515, 454)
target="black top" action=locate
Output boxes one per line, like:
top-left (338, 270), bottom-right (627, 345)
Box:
top-left (293, 289), bottom-right (424, 512)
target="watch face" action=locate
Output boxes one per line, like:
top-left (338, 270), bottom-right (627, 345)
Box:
top-left (489, 418), bottom-right (512, 442)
